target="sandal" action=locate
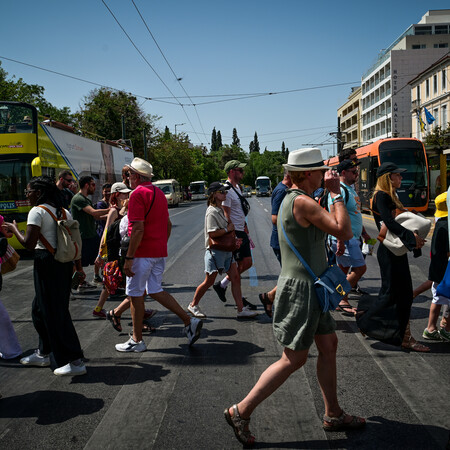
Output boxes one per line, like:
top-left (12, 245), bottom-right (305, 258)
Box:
top-left (401, 338), bottom-right (430, 353)
top-left (336, 304), bottom-right (356, 316)
top-left (224, 404), bottom-right (255, 446)
top-left (106, 309), bottom-right (122, 332)
top-left (323, 410), bottom-right (366, 431)
top-left (142, 323), bottom-right (156, 333)
top-left (143, 309), bottom-right (157, 320)
top-left (258, 293), bottom-right (273, 318)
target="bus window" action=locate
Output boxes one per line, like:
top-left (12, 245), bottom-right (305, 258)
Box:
top-left (0, 157), bottom-right (33, 202)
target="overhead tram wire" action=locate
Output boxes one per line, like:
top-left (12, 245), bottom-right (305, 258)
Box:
top-left (131, 0), bottom-right (208, 144)
top-left (101, 0), bottom-right (202, 143)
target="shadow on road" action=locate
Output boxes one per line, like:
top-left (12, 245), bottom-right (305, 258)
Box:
top-left (0, 390), bottom-right (104, 424)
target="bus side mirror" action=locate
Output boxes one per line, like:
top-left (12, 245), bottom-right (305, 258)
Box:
top-left (31, 157), bottom-right (42, 177)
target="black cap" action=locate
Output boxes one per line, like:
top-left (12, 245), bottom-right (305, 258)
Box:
top-left (376, 162), bottom-right (407, 178)
top-left (207, 181), bottom-right (230, 195)
top-left (336, 159), bottom-right (360, 174)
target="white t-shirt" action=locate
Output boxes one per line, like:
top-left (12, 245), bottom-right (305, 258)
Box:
top-left (27, 204), bottom-right (72, 250)
top-left (222, 183), bottom-right (245, 231)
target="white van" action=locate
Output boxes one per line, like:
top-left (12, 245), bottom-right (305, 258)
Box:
top-left (153, 179), bottom-right (182, 207)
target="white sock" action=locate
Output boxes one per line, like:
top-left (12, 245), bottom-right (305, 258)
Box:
top-left (220, 277), bottom-right (230, 289)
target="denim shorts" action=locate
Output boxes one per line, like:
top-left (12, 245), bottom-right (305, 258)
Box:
top-left (330, 237), bottom-right (365, 268)
top-left (205, 249), bottom-right (233, 275)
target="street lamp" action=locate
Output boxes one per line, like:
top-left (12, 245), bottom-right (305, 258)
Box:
top-left (174, 123), bottom-right (185, 135)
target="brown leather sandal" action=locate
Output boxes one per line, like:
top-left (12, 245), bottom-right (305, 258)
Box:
top-left (323, 410), bottom-right (366, 431)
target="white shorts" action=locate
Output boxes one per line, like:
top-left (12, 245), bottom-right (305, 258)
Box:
top-left (431, 282), bottom-right (450, 306)
top-left (126, 257), bottom-right (166, 296)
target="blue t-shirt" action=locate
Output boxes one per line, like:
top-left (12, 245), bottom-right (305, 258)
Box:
top-left (327, 182), bottom-right (363, 240)
top-left (270, 181), bottom-right (289, 249)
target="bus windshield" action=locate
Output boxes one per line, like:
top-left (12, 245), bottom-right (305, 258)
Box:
top-left (156, 184), bottom-right (173, 194)
top-left (257, 179), bottom-right (270, 188)
top-left (190, 183), bottom-right (205, 194)
top-left (379, 143), bottom-right (428, 189)
top-left (0, 156), bottom-right (33, 202)
top-left (0, 104), bottom-right (35, 134)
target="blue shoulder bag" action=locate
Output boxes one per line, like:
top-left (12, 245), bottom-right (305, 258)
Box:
top-left (279, 201), bottom-right (351, 312)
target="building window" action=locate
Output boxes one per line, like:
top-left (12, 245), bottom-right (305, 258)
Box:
top-left (415, 25), bottom-right (432, 35)
top-left (434, 43), bottom-right (448, 49)
top-left (433, 108), bottom-right (439, 129)
top-left (416, 86), bottom-right (420, 102)
top-left (412, 44), bottom-right (426, 49)
top-left (443, 70), bottom-right (447, 90)
top-left (442, 105), bottom-right (448, 128)
top-left (434, 75), bottom-right (438, 94)
top-left (426, 79), bottom-right (430, 97)
top-left (435, 25), bottom-right (449, 35)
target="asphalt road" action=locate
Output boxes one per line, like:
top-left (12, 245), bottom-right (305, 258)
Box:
top-left (0, 197), bottom-right (449, 450)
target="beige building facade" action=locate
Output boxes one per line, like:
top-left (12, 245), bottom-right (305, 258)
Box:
top-left (337, 87), bottom-right (362, 150)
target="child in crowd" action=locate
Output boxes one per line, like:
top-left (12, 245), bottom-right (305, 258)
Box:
top-left (422, 192), bottom-right (450, 341)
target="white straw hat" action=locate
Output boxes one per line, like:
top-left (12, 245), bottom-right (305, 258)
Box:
top-left (283, 148), bottom-right (329, 171)
top-left (126, 157), bottom-right (154, 178)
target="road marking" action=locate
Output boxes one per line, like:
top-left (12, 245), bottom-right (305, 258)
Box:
top-left (169, 202), bottom-right (205, 218)
top-left (165, 229), bottom-right (204, 272)
top-left (264, 208), bottom-right (269, 212)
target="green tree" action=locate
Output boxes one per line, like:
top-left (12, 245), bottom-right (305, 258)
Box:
top-left (250, 132), bottom-right (260, 153)
top-left (424, 124), bottom-right (450, 149)
top-left (74, 88), bottom-right (158, 158)
top-left (0, 61), bottom-right (73, 123)
top-left (232, 128), bottom-right (241, 148)
top-left (249, 141), bottom-right (255, 153)
top-left (162, 126), bottom-right (171, 141)
top-left (211, 127), bottom-right (218, 152)
top-left (217, 130), bottom-right (223, 149)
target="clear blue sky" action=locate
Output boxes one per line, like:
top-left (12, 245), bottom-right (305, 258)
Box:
top-left (2, 1), bottom-right (449, 158)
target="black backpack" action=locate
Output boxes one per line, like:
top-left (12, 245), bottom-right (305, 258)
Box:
top-left (105, 220), bottom-right (122, 262)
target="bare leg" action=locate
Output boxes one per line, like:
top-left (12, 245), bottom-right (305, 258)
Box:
top-left (191, 272), bottom-right (218, 307)
top-left (113, 297), bottom-right (131, 316)
top-left (426, 303), bottom-right (442, 333)
top-left (413, 280), bottom-right (432, 299)
top-left (95, 287), bottom-right (109, 310)
top-left (267, 286), bottom-right (277, 303)
top-left (228, 263), bottom-right (244, 311)
top-left (130, 295), bottom-right (145, 342)
top-left (150, 291), bottom-right (191, 326)
top-left (234, 347), bottom-right (309, 420)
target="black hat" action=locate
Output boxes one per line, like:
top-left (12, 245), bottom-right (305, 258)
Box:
top-left (336, 159), bottom-right (360, 174)
top-left (208, 181), bottom-right (230, 195)
top-left (376, 162), bottom-right (407, 178)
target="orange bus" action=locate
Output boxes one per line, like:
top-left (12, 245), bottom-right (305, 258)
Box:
top-left (326, 138), bottom-right (429, 212)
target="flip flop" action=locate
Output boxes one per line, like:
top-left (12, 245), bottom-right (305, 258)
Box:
top-left (336, 304), bottom-right (355, 316)
top-left (258, 293), bottom-right (273, 318)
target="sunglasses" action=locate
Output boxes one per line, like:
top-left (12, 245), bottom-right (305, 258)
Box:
top-left (64, 178), bottom-right (74, 183)
top-left (124, 171), bottom-right (130, 177)
top-left (234, 168), bottom-right (243, 173)
top-left (217, 190), bottom-right (227, 194)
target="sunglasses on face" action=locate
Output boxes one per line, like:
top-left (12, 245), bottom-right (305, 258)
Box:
top-left (234, 168), bottom-right (243, 173)
top-left (64, 178), bottom-right (74, 183)
top-left (217, 190), bottom-right (227, 194)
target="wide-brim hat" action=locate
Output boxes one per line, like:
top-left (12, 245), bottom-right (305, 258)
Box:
top-left (111, 182), bottom-right (132, 194)
top-left (126, 157), bottom-right (154, 178)
top-left (376, 162), bottom-right (407, 178)
top-left (435, 192), bottom-right (448, 218)
top-left (283, 148), bottom-right (329, 172)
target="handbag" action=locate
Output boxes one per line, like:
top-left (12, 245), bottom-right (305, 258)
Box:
top-left (377, 211), bottom-right (431, 256)
top-left (209, 230), bottom-right (238, 252)
top-left (279, 201), bottom-right (351, 312)
top-left (1, 244), bottom-right (20, 274)
top-left (436, 257), bottom-right (450, 298)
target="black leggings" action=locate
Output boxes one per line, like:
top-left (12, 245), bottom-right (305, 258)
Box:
top-left (32, 250), bottom-right (83, 366)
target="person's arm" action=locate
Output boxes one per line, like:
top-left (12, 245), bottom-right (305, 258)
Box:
top-left (7, 222), bottom-right (40, 251)
top-left (167, 218), bottom-right (172, 240)
top-left (375, 192), bottom-right (417, 250)
top-left (82, 205), bottom-right (110, 219)
top-left (294, 171), bottom-right (352, 241)
top-left (122, 221), bottom-right (145, 277)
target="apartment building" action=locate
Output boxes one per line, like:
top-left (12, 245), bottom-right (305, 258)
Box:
top-left (361, 9), bottom-right (450, 144)
top-left (409, 54), bottom-right (450, 197)
top-left (337, 86), bottom-right (361, 150)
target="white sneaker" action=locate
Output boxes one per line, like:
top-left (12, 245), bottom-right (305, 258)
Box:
top-left (20, 350), bottom-right (50, 367)
top-left (115, 337), bottom-right (146, 352)
top-left (54, 361), bottom-right (87, 376)
top-left (237, 306), bottom-right (258, 318)
top-left (184, 317), bottom-right (203, 346)
top-left (187, 304), bottom-right (206, 318)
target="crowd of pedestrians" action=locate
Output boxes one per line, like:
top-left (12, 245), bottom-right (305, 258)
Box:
top-left (1, 148), bottom-right (449, 446)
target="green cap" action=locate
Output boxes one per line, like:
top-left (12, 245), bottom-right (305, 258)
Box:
top-left (224, 160), bottom-right (247, 173)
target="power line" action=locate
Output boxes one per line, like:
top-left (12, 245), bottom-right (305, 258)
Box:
top-left (130, 0), bottom-right (208, 143)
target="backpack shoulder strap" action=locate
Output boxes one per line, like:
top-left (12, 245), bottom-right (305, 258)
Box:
top-left (36, 205), bottom-right (63, 255)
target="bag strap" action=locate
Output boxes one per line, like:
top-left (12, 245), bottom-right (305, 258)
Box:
top-left (225, 181), bottom-right (250, 213)
top-left (279, 200), bottom-right (319, 282)
top-left (36, 205), bottom-right (67, 254)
